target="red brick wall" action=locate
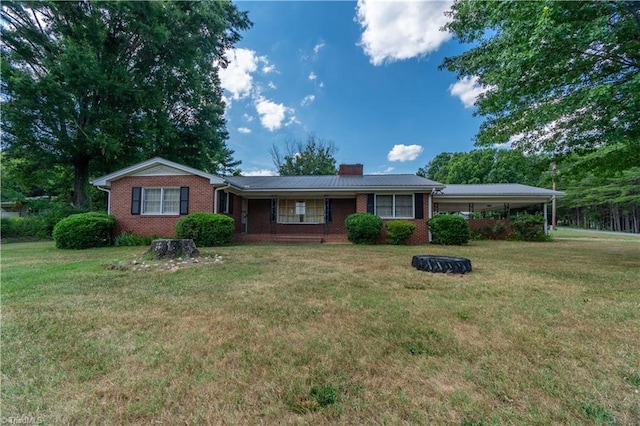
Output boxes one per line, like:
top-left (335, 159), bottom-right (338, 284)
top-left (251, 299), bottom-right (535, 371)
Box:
top-left (356, 193), bottom-right (368, 212)
top-left (468, 218), bottom-right (513, 240)
top-left (357, 193), bottom-right (431, 244)
top-left (111, 175), bottom-right (215, 237)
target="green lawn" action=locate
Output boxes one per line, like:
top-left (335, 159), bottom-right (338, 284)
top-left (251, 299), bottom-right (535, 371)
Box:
top-left (1, 239), bottom-right (639, 424)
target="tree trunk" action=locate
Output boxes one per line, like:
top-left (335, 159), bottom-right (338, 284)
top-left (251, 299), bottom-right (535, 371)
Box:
top-left (73, 157), bottom-right (90, 208)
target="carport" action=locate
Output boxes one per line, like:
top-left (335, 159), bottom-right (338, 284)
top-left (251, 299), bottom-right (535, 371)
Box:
top-left (432, 183), bottom-right (565, 235)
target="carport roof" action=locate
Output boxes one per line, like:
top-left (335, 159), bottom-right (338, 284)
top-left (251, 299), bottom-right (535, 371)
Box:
top-left (433, 184), bottom-right (565, 212)
top-left (437, 184), bottom-right (564, 197)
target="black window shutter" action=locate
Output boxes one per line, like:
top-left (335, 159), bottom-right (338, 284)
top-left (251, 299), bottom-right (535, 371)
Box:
top-left (270, 197), bottom-right (277, 223)
top-left (131, 187), bottom-right (141, 215)
top-left (228, 193), bottom-right (234, 214)
top-left (325, 198), bottom-right (332, 223)
top-left (366, 194), bottom-right (375, 214)
top-left (180, 187), bottom-right (189, 215)
top-left (414, 193), bottom-right (424, 219)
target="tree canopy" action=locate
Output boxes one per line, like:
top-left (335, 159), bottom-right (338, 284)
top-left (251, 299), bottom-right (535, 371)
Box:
top-left (1, 1), bottom-right (251, 206)
top-left (441, 1), bottom-right (640, 173)
top-left (417, 148), bottom-right (551, 186)
top-left (270, 134), bottom-right (338, 176)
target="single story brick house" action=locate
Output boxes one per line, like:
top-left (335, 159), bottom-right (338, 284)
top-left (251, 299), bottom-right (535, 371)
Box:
top-left (92, 157), bottom-right (565, 244)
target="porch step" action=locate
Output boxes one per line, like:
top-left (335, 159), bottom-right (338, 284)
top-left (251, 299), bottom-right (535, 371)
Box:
top-left (272, 235), bottom-right (324, 244)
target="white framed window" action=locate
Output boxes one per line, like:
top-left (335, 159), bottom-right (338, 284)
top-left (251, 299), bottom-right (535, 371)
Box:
top-left (278, 199), bottom-right (325, 223)
top-left (375, 194), bottom-right (414, 218)
top-left (142, 187), bottom-right (180, 214)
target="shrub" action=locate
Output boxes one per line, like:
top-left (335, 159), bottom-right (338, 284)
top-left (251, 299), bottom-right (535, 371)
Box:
top-left (0, 217), bottom-right (49, 240)
top-left (492, 222), bottom-right (506, 236)
top-left (175, 212), bottom-right (234, 246)
top-left (510, 213), bottom-right (547, 241)
top-left (385, 220), bottom-right (416, 245)
top-left (345, 213), bottom-right (383, 244)
top-left (427, 214), bottom-right (470, 245)
top-left (53, 212), bottom-right (116, 249)
top-left (115, 232), bottom-right (153, 247)
top-left (41, 201), bottom-right (89, 236)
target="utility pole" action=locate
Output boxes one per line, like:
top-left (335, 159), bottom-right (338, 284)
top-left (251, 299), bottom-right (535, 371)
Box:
top-left (551, 162), bottom-right (557, 230)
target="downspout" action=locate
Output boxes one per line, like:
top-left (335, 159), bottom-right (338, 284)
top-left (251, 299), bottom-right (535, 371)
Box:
top-left (214, 183), bottom-right (231, 214)
top-left (96, 186), bottom-right (111, 214)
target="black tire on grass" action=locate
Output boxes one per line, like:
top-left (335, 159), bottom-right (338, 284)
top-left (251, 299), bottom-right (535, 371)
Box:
top-left (411, 255), bottom-right (472, 274)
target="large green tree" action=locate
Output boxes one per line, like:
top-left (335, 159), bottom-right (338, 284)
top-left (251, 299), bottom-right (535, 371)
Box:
top-left (441, 1), bottom-right (640, 173)
top-left (418, 148), bottom-right (551, 186)
top-left (1, 1), bottom-right (251, 207)
top-left (270, 133), bottom-right (338, 176)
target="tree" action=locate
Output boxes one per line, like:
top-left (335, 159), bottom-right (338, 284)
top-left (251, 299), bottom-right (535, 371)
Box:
top-left (417, 148), bottom-right (550, 186)
top-left (558, 167), bottom-right (640, 233)
top-left (441, 1), bottom-right (640, 173)
top-left (1, 1), bottom-right (251, 207)
top-left (270, 133), bottom-right (338, 176)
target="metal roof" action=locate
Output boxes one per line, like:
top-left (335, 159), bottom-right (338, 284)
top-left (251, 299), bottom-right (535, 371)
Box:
top-left (225, 174), bottom-right (444, 192)
top-left (436, 184), bottom-right (565, 198)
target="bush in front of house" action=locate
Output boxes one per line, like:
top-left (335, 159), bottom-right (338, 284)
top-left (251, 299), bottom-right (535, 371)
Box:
top-left (345, 213), bottom-right (383, 244)
top-left (510, 212), bottom-right (547, 241)
top-left (114, 232), bottom-right (154, 247)
top-left (53, 212), bottom-right (116, 249)
top-left (427, 214), bottom-right (470, 245)
top-left (175, 212), bottom-right (234, 246)
top-left (386, 220), bottom-right (416, 245)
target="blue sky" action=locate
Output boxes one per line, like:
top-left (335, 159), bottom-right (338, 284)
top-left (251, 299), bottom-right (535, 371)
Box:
top-left (221, 1), bottom-right (487, 176)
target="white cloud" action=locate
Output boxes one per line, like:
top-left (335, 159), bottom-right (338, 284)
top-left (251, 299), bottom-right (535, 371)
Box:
top-left (218, 48), bottom-right (275, 102)
top-left (237, 127), bottom-right (251, 134)
top-left (449, 76), bottom-right (491, 108)
top-left (255, 97), bottom-right (294, 132)
top-left (372, 166), bottom-right (396, 175)
top-left (301, 94), bottom-right (316, 106)
top-left (319, 82), bottom-right (325, 88)
top-left (242, 113), bottom-right (254, 122)
top-left (268, 81), bottom-right (277, 90)
top-left (218, 48), bottom-right (268, 100)
top-left (356, 0), bottom-right (453, 65)
top-left (387, 144), bottom-right (424, 162)
top-left (308, 72), bottom-right (317, 81)
top-left (313, 42), bottom-right (325, 54)
top-left (262, 64), bottom-right (276, 74)
top-left (243, 169), bottom-right (276, 176)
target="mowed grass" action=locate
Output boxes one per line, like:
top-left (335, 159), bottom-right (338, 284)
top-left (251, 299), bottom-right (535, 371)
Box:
top-left (1, 238), bottom-right (639, 424)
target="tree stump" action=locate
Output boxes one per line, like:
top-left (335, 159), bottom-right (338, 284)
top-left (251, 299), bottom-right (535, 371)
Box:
top-left (147, 239), bottom-right (200, 260)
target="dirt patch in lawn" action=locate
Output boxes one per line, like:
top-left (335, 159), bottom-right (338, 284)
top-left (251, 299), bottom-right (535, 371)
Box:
top-left (104, 253), bottom-right (223, 272)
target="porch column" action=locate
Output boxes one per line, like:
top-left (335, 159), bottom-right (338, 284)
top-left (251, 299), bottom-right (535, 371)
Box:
top-left (543, 202), bottom-right (549, 235)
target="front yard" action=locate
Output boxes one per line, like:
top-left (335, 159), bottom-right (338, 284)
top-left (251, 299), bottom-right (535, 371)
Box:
top-left (1, 237), bottom-right (638, 424)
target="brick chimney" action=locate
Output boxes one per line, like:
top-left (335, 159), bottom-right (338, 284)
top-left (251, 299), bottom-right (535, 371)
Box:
top-left (339, 164), bottom-right (364, 176)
